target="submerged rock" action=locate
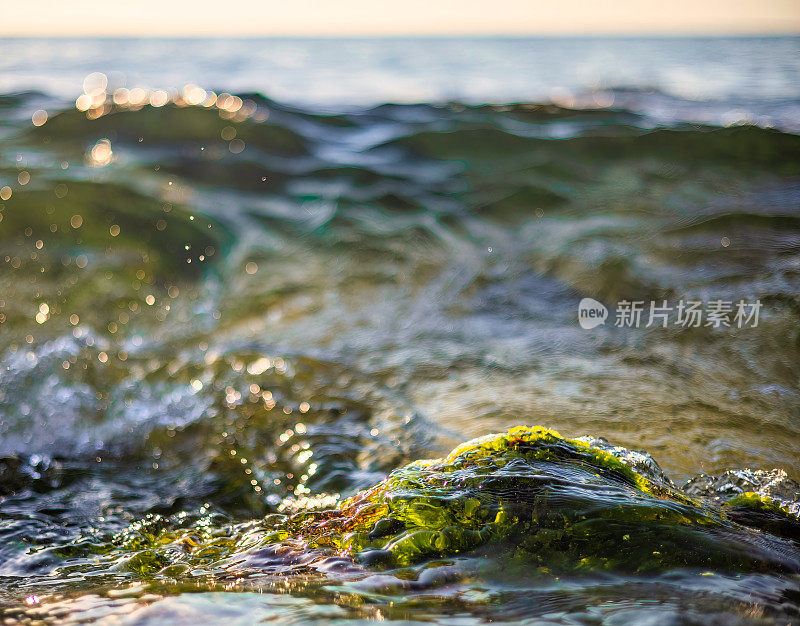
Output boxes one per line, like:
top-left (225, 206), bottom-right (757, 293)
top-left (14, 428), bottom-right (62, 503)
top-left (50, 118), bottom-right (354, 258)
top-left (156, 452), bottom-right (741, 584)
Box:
top-left (96, 427), bottom-right (800, 579)
top-left (683, 468), bottom-right (800, 516)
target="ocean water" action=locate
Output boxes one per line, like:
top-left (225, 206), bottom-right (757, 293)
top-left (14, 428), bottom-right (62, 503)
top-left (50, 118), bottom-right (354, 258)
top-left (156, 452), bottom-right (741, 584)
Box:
top-left (3, 36), bottom-right (800, 127)
top-left (0, 37), bottom-right (799, 623)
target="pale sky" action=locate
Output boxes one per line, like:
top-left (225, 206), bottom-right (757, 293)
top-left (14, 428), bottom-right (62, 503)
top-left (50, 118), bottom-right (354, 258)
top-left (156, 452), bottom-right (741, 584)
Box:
top-left (2, 0), bottom-right (799, 36)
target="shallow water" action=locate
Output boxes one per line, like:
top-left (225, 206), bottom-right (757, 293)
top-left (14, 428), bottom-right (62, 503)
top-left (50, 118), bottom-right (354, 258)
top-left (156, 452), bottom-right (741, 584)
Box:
top-left (1, 37), bottom-right (800, 623)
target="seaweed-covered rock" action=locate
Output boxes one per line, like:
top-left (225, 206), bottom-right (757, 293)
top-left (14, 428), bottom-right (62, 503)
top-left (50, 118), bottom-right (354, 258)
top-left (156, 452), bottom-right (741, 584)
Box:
top-left (92, 427), bottom-right (800, 579)
top-left (683, 468), bottom-right (800, 540)
top-left (683, 468), bottom-right (800, 515)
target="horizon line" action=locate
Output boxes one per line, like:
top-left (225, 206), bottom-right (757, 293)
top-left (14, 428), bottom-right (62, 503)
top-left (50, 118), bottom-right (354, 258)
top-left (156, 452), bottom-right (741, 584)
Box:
top-left (3, 31), bottom-right (799, 39)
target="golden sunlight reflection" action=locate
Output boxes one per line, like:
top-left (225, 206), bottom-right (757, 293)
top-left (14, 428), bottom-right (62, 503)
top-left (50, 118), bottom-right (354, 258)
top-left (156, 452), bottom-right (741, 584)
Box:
top-left (71, 74), bottom-right (265, 124)
top-left (149, 90), bottom-right (170, 107)
top-left (182, 84), bottom-right (207, 105)
top-left (31, 110), bottom-right (48, 126)
top-left (88, 138), bottom-right (114, 167)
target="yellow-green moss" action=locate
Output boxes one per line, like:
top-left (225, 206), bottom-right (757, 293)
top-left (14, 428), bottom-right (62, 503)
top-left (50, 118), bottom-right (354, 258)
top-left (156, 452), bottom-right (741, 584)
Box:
top-left (66, 427), bottom-right (798, 578)
top-left (725, 492), bottom-right (790, 516)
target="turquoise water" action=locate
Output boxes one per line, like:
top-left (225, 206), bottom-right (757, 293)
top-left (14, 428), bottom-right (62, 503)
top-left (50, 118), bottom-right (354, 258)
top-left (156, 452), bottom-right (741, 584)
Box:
top-left (0, 37), bottom-right (799, 624)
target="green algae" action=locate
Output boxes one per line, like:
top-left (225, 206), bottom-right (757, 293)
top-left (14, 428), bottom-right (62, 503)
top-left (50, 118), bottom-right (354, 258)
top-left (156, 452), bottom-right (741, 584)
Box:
top-left (722, 492), bottom-right (800, 542)
top-left (726, 492), bottom-right (788, 514)
top-left (64, 427), bottom-right (800, 582)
